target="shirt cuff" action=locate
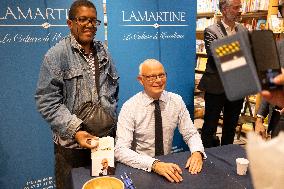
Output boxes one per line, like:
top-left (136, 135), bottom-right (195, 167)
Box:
top-left (66, 115), bottom-right (83, 139)
top-left (191, 149), bottom-right (207, 159)
top-left (256, 114), bottom-right (264, 119)
top-left (145, 158), bottom-right (158, 172)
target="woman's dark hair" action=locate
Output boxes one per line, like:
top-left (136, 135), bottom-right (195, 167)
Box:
top-left (68, 0), bottom-right (97, 20)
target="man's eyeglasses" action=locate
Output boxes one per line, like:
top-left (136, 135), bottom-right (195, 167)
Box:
top-left (73, 16), bottom-right (101, 27)
top-left (141, 73), bottom-right (167, 83)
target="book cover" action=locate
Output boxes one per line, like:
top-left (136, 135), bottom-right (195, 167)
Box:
top-left (91, 136), bottom-right (115, 176)
top-left (256, 19), bottom-right (266, 30)
top-left (198, 57), bottom-right (208, 71)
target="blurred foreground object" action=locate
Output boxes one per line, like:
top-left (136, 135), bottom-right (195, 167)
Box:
top-left (82, 176), bottom-right (124, 189)
top-left (210, 30), bottom-right (282, 101)
top-left (246, 132), bottom-right (284, 189)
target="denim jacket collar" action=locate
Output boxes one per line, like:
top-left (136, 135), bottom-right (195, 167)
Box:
top-left (69, 34), bottom-right (109, 66)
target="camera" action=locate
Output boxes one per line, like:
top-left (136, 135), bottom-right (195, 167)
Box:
top-left (210, 30), bottom-right (282, 101)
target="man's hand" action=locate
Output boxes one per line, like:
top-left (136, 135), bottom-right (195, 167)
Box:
top-left (153, 162), bottom-right (183, 183)
top-left (261, 73), bottom-right (284, 109)
top-left (255, 117), bottom-right (266, 139)
top-left (185, 151), bottom-right (203, 174)
top-left (74, 130), bottom-right (98, 149)
top-left (280, 108), bottom-right (284, 115)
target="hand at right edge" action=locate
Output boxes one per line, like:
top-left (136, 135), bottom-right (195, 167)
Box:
top-left (261, 73), bottom-right (284, 109)
top-left (255, 118), bottom-right (266, 139)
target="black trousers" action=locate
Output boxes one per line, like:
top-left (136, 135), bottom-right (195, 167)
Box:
top-left (54, 144), bottom-right (91, 189)
top-left (269, 110), bottom-right (284, 138)
top-left (271, 120), bottom-right (284, 138)
top-left (201, 92), bottom-right (244, 148)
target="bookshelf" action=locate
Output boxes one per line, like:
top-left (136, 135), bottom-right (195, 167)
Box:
top-left (241, 11), bottom-right (268, 19)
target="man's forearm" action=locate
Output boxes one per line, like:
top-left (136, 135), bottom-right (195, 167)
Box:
top-left (114, 146), bottom-right (156, 172)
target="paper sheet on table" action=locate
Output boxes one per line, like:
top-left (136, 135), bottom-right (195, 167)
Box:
top-left (246, 132), bottom-right (284, 189)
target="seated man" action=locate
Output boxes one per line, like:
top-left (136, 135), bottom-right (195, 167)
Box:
top-left (115, 59), bottom-right (205, 183)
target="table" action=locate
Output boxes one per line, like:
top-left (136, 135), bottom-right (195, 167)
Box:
top-left (71, 144), bottom-right (253, 189)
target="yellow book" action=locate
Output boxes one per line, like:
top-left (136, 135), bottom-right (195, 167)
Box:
top-left (198, 57), bottom-right (207, 71)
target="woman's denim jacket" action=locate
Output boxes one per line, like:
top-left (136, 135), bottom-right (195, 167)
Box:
top-left (35, 35), bottom-right (119, 148)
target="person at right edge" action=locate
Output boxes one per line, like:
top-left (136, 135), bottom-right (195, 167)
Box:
top-left (197, 0), bottom-right (246, 148)
top-left (255, 1), bottom-right (284, 138)
top-left (261, 0), bottom-right (284, 113)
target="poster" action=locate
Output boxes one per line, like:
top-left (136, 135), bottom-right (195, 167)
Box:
top-left (107, 0), bottom-right (196, 152)
top-left (0, 1), bottom-right (104, 188)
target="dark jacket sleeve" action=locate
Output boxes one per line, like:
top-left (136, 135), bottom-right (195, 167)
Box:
top-left (257, 99), bottom-right (269, 117)
top-left (277, 39), bottom-right (284, 68)
top-left (204, 27), bottom-right (217, 57)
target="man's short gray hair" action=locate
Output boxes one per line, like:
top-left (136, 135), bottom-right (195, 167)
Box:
top-left (138, 59), bottom-right (161, 75)
top-left (219, 0), bottom-right (234, 12)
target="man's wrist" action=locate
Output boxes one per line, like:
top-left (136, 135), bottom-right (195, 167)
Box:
top-left (74, 123), bottom-right (85, 138)
top-left (151, 160), bottom-right (160, 172)
top-left (194, 151), bottom-right (204, 159)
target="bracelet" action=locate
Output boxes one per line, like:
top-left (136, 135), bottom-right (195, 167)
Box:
top-left (151, 160), bottom-right (160, 172)
top-left (198, 151), bottom-right (204, 159)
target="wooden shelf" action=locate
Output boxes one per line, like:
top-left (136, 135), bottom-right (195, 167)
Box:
top-left (196, 52), bottom-right (207, 58)
top-left (195, 69), bottom-right (205, 74)
top-left (196, 30), bottom-right (204, 39)
top-left (197, 12), bottom-right (215, 19)
top-left (241, 11), bottom-right (268, 19)
top-left (197, 11), bottom-right (267, 20)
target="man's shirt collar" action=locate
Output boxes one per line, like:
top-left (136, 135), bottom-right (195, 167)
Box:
top-left (142, 91), bottom-right (167, 106)
top-left (221, 20), bottom-right (239, 32)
